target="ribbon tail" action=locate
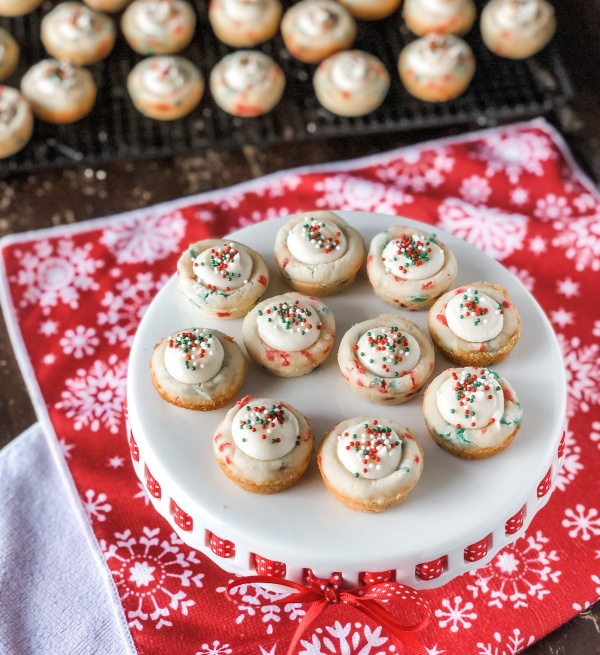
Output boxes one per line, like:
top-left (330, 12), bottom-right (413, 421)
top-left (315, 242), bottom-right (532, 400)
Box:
top-left (286, 599), bottom-right (327, 655)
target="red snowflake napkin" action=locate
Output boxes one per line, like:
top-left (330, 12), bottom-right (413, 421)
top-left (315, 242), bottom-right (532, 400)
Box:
top-left (1, 118), bottom-right (599, 655)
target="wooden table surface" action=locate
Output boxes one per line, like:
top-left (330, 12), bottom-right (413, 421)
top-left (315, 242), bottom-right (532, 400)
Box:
top-left (1, 1), bottom-right (600, 652)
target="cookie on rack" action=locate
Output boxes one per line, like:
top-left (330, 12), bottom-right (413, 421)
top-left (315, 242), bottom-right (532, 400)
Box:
top-left (423, 366), bottom-right (523, 459)
top-left (150, 327), bottom-right (247, 410)
top-left (209, 0), bottom-right (282, 48)
top-left (83, 0), bottom-right (132, 12)
top-left (481, 0), bottom-right (556, 59)
top-left (128, 56), bottom-right (203, 120)
top-left (0, 0), bottom-right (42, 16)
top-left (0, 86), bottom-right (33, 158)
top-left (313, 50), bottom-right (390, 117)
top-left (337, 0), bottom-right (401, 21)
top-left (213, 395), bottom-right (314, 494)
top-left (21, 59), bottom-right (97, 123)
top-left (338, 315), bottom-right (435, 404)
top-left (41, 2), bottom-right (116, 66)
top-left (398, 34), bottom-right (475, 102)
top-left (274, 210), bottom-right (365, 295)
top-left (210, 50), bottom-right (285, 117)
top-left (318, 416), bottom-right (424, 513)
top-left (366, 225), bottom-right (458, 310)
top-left (177, 238), bottom-right (269, 319)
top-left (0, 29), bottom-right (19, 82)
top-left (428, 282), bottom-right (521, 367)
top-left (281, 0), bottom-right (356, 64)
top-left (242, 292), bottom-right (336, 377)
top-left (122, 0), bottom-right (196, 55)
top-left (402, 0), bottom-right (476, 36)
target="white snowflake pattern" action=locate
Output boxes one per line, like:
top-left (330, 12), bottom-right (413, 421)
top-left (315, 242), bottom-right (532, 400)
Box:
top-left (528, 235), bottom-right (547, 255)
top-left (550, 308), bottom-right (574, 329)
top-left (426, 647), bottom-right (447, 655)
top-left (467, 530), bottom-right (561, 609)
top-left (510, 188), bottom-right (529, 206)
top-left (100, 209), bottom-right (186, 265)
top-left (83, 489), bottom-right (112, 522)
top-left (555, 430), bottom-right (583, 491)
top-left (101, 526), bottom-right (204, 630)
top-left (594, 321), bottom-right (600, 338)
top-left (562, 505), bottom-right (600, 541)
top-left (134, 481), bottom-right (151, 505)
top-left (573, 193), bottom-right (597, 214)
top-left (315, 175), bottom-right (413, 214)
top-left (459, 175), bottom-right (491, 205)
top-left (557, 277), bottom-right (580, 298)
top-left (507, 266), bottom-right (535, 292)
top-left (108, 455), bottom-right (125, 468)
top-left (376, 148), bottom-right (454, 191)
top-left (58, 437), bottom-right (75, 459)
top-left (534, 194), bottom-right (572, 222)
top-left (299, 622), bottom-right (392, 655)
top-left (235, 206), bottom-right (291, 229)
top-left (552, 212), bottom-right (600, 272)
top-left (434, 596), bottom-right (477, 632)
top-left (59, 325), bottom-right (100, 359)
top-left (591, 421), bottom-right (600, 450)
top-left (97, 272), bottom-right (169, 348)
top-left (43, 354), bottom-right (56, 365)
top-left (11, 239), bottom-right (103, 316)
top-left (477, 629), bottom-right (535, 655)
top-left (255, 174), bottom-right (303, 198)
top-left (438, 199), bottom-right (528, 260)
top-left (39, 319), bottom-right (59, 336)
top-left (196, 641), bottom-right (232, 655)
top-left (55, 353), bottom-right (127, 434)
top-left (557, 334), bottom-right (600, 417)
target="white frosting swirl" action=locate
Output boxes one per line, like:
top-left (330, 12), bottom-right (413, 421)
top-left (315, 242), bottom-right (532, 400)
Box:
top-left (54, 5), bottom-right (102, 40)
top-left (223, 53), bottom-right (268, 91)
top-left (257, 298), bottom-right (321, 351)
top-left (330, 52), bottom-right (374, 92)
top-left (437, 368), bottom-right (504, 429)
top-left (286, 218), bottom-right (347, 264)
top-left (415, 0), bottom-right (463, 17)
top-left (298, 2), bottom-right (339, 36)
top-left (143, 57), bottom-right (187, 95)
top-left (223, 0), bottom-right (263, 20)
top-left (356, 327), bottom-right (420, 378)
top-left (495, 0), bottom-right (541, 29)
top-left (337, 419), bottom-right (402, 480)
top-left (381, 233), bottom-right (444, 280)
top-left (445, 288), bottom-right (504, 342)
top-left (136, 0), bottom-right (182, 32)
top-left (164, 328), bottom-right (224, 384)
top-left (232, 398), bottom-right (300, 460)
top-left (405, 35), bottom-right (471, 77)
top-left (33, 61), bottom-right (77, 95)
top-left (193, 242), bottom-right (253, 291)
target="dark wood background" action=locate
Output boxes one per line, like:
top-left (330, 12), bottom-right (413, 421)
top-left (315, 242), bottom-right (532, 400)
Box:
top-left (1, 1), bottom-right (599, 652)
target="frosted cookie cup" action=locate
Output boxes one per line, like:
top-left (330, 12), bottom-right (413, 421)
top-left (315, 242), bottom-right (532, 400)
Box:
top-left (402, 0), bottom-right (476, 36)
top-left (209, 0), bottom-right (282, 47)
top-left (0, 29), bottom-right (19, 82)
top-left (0, 86), bottom-right (33, 158)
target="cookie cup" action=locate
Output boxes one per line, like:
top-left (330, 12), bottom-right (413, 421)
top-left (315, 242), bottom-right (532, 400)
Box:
top-left (318, 416), bottom-right (424, 513)
top-left (213, 396), bottom-right (314, 494)
top-left (366, 226), bottom-right (458, 310)
top-left (423, 368), bottom-right (523, 459)
top-left (150, 329), bottom-right (247, 411)
top-left (402, 0), bottom-right (476, 36)
top-left (209, 0), bottom-right (282, 47)
top-left (337, 0), bottom-right (400, 20)
top-left (83, 0), bottom-right (132, 11)
top-left (274, 211), bottom-right (365, 296)
top-left (0, 0), bottom-right (42, 15)
top-left (428, 282), bottom-right (521, 367)
top-left (0, 29), bottom-right (19, 82)
top-left (0, 87), bottom-right (33, 159)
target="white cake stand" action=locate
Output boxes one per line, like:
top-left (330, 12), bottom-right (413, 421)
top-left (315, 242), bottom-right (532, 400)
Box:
top-left (126, 212), bottom-right (566, 590)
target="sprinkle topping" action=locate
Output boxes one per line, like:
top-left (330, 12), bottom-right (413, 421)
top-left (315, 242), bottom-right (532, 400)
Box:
top-left (381, 233), bottom-right (445, 280)
top-left (356, 326), bottom-right (420, 379)
top-left (193, 242), bottom-right (253, 292)
top-left (257, 297), bottom-right (321, 351)
top-left (287, 216), bottom-right (347, 265)
top-left (445, 288), bottom-right (504, 342)
top-left (163, 327), bottom-right (224, 385)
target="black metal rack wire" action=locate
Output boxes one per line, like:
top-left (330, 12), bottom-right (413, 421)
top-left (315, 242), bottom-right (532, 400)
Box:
top-left (0, 0), bottom-right (572, 176)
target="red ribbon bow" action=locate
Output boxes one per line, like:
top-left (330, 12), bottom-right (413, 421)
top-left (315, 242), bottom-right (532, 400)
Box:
top-left (226, 573), bottom-right (431, 655)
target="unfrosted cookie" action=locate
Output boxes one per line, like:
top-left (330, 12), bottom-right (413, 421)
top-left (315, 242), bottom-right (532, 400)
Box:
top-left (128, 56), bottom-right (203, 120)
top-left (21, 59), bottom-right (96, 123)
top-left (281, 0), bottom-right (356, 64)
top-left (150, 327), bottom-right (247, 410)
top-left (210, 50), bottom-right (285, 117)
top-left (242, 292), bottom-right (335, 377)
top-left (313, 50), bottom-right (390, 117)
top-left (423, 366), bottom-right (523, 459)
top-left (0, 29), bottom-right (19, 82)
top-left (41, 2), bottom-right (116, 66)
top-left (337, 0), bottom-right (400, 20)
top-left (481, 0), bottom-right (555, 59)
top-left (398, 34), bottom-right (475, 102)
top-left (83, 0), bottom-right (132, 12)
top-left (0, 86), bottom-right (33, 158)
top-left (428, 282), bottom-right (521, 367)
top-left (0, 0), bottom-right (41, 16)
top-left (177, 239), bottom-right (269, 319)
top-left (274, 211), bottom-right (365, 296)
top-left (318, 416), bottom-right (424, 513)
top-left (366, 226), bottom-right (457, 311)
top-left (403, 0), bottom-right (476, 36)
top-left (122, 0), bottom-right (196, 55)
top-left (213, 395), bottom-right (314, 494)
top-left (338, 315), bottom-right (435, 405)
top-left (209, 0), bottom-right (282, 47)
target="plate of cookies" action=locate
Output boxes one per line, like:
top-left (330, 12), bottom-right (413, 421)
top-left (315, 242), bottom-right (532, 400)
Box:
top-left (126, 210), bottom-right (566, 589)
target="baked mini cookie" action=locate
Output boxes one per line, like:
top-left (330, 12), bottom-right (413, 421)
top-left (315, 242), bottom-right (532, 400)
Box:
top-left (338, 315), bottom-right (435, 404)
top-left (0, 29), bottom-right (19, 82)
top-left (0, 0), bottom-right (41, 16)
top-left (281, 0), bottom-right (356, 64)
top-left (242, 292), bottom-right (335, 377)
top-left (318, 416), bottom-right (424, 513)
top-left (128, 56), bottom-right (203, 120)
top-left (21, 60), bottom-right (97, 124)
top-left (41, 2), bottom-right (116, 66)
top-left (481, 0), bottom-right (556, 59)
top-left (210, 50), bottom-right (285, 117)
top-left (398, 34), bottom-right (475, 103)
top-left (213, 395), bottom-right (314, 494)
top-left (177, 239), bottom-right (269, 319)
top-left (83, 0), bottom-right (132, 12)
top-left (313, 50), bottom-right (390, 117)
top-left (423, 366), bottom-right (523, 459)
top-left (337, 0), bottom-right (401, 20)
top-left (428, 282), bottom-right (521, 367)
top-left (122, 0), bottom-right (196, 55)
top-left (366, 226), bottom-right (458, 311)
top-left (209, 0), bottom-right (282, 48)
top-left (402, 0), bottom-right (476, 36)
top-left (0, 87), bottom-right (33, 158)
top-left (274, 210), bottom-right (365, 295)
top-left (150, 327), bottom-right (247, 410)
